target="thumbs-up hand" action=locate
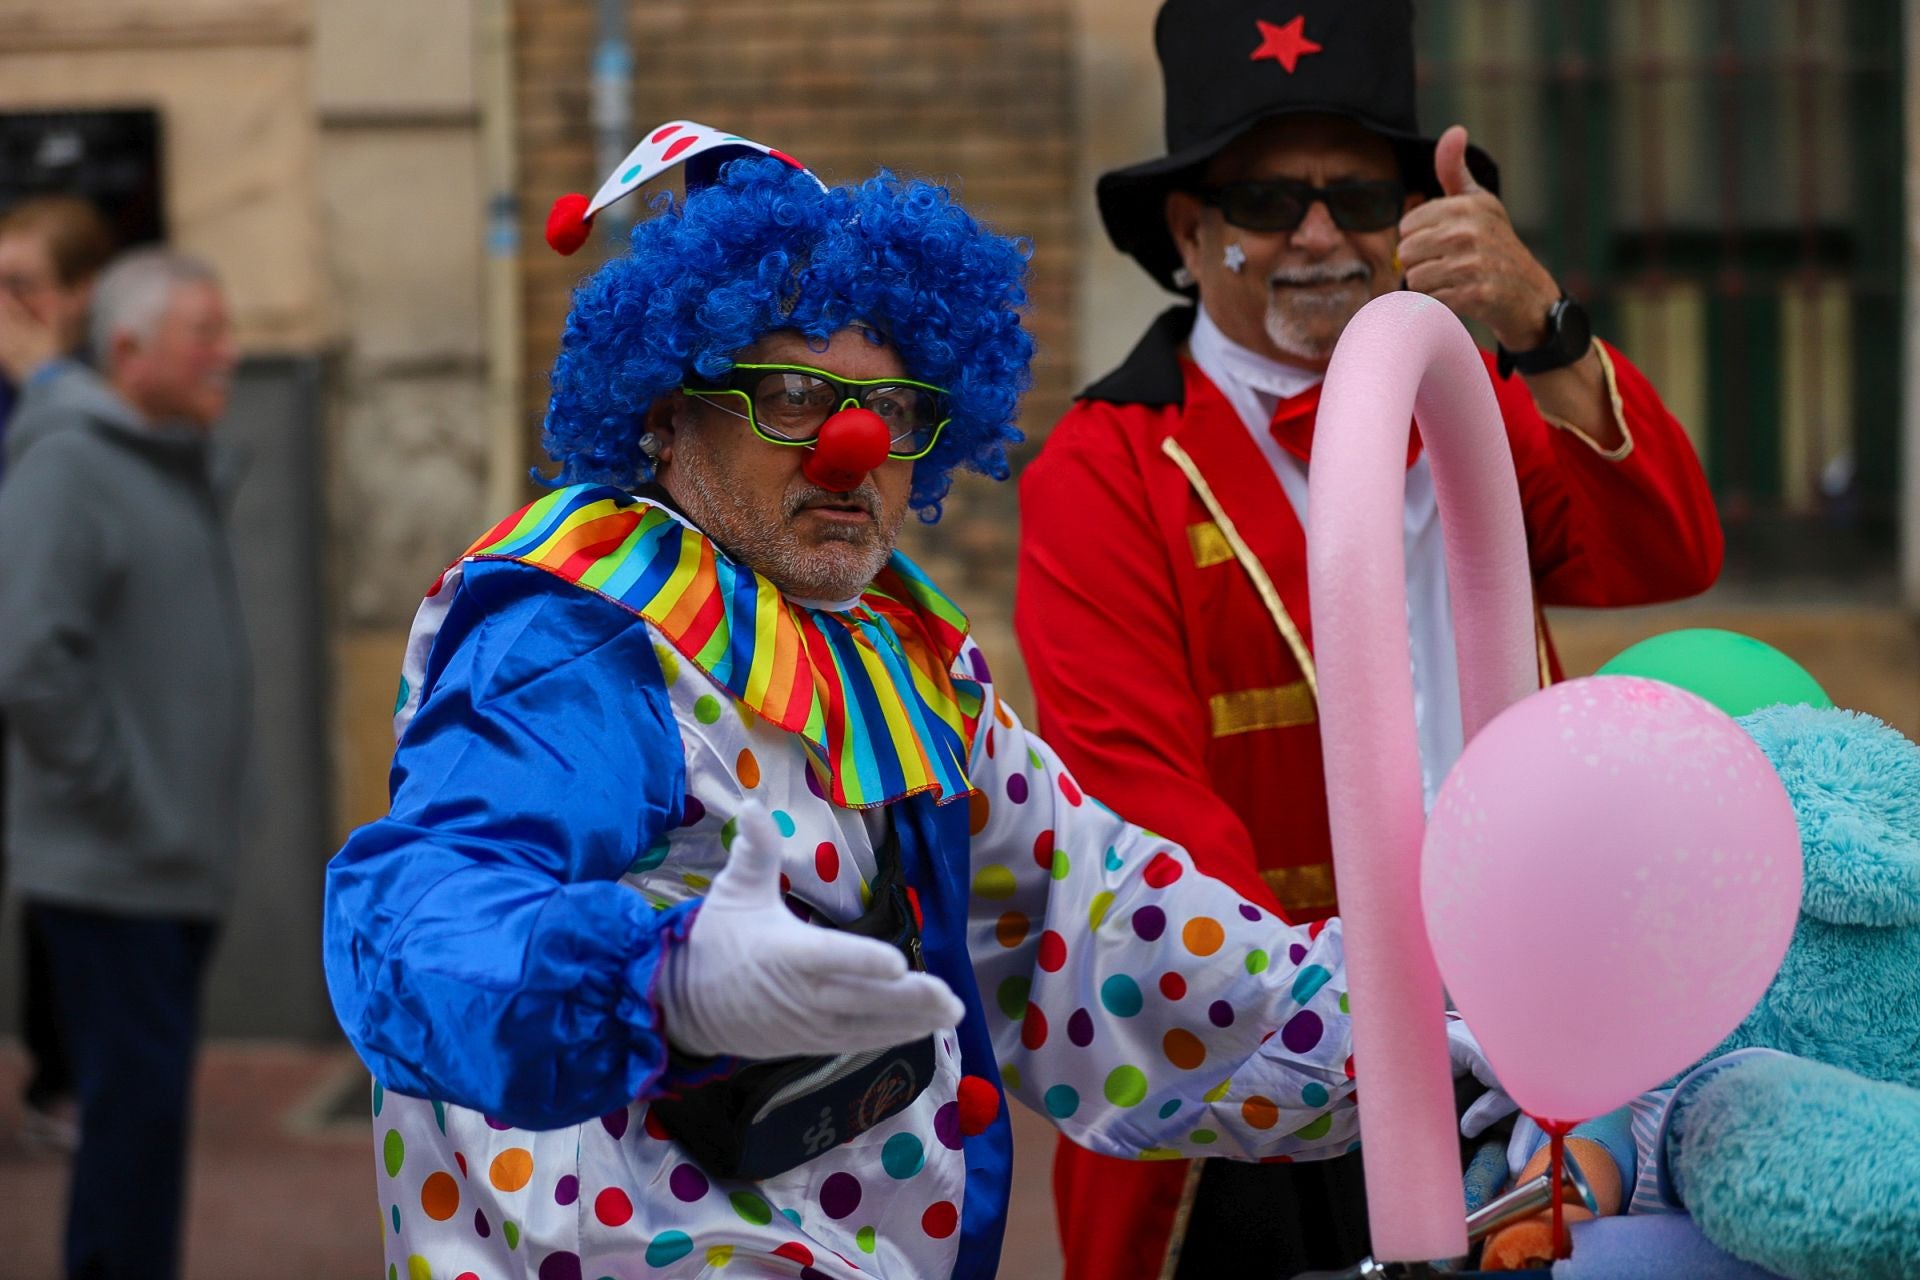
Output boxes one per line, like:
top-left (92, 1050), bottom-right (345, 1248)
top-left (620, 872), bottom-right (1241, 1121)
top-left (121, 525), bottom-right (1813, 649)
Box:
top-left (1432, 122), bottom-right (1486, 199)
top-left (1397, 125), bottom-right (1564, 351)
top-left (656, 804), bottom-right (965, 1060)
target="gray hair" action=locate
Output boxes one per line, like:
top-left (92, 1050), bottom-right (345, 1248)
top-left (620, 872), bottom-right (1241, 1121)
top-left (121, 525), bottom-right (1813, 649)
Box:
top-left (89, 248), bottom-right (220, 361)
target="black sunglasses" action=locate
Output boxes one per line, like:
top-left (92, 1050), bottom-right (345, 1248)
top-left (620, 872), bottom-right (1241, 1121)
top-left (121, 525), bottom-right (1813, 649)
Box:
top-left (1202, 178), bottom-right (1406, 233)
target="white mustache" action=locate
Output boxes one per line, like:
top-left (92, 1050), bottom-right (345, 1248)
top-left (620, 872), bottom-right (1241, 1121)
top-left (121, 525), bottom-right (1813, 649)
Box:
top-left (1269, 262), bottom-right (1371, 288)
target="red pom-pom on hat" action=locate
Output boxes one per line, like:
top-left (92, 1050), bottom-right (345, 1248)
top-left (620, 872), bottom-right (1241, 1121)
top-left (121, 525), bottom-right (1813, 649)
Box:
top-left (956, 1075), bottom-right (1001, 1137)
top-left (545, 192), bottom-right (595, 256)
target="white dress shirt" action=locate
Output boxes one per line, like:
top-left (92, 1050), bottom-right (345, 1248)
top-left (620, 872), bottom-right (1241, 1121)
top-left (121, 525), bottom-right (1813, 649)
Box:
top-left (1187, 304), bottom-right (1466, 810)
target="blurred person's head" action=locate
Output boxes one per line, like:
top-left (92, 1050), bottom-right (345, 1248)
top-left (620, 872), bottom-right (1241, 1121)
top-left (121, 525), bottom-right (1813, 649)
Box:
top-left (91, 250), bottom-right (236, 430)
top-left (543, 158), bottom-right (1031, 601)
top-left (0, 195), bottom-right (116, 356)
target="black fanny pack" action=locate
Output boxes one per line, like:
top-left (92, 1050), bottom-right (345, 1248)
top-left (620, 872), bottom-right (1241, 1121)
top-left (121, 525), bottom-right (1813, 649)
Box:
top-left (649, 827), bottom-right (935, 1182)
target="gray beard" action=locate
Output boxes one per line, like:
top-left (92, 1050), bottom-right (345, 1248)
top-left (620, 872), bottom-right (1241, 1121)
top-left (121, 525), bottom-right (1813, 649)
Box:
top-left (672, 446), bottom-right (903, 601)
top-left (1263, 264), bottom-right (1372, 363)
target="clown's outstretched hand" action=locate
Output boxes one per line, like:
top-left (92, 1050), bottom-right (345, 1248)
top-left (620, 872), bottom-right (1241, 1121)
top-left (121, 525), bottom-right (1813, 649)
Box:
top-left (658, 804), bottom-right (964, 1059)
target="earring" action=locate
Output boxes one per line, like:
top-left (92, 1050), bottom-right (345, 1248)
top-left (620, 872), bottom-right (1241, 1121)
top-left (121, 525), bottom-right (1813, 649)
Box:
top-left (1172, 265), bottom-right (1195, 289)
top-left (1222, 243), bottom-right (1247, 274)
top-left (639, 431), bottom-right (660, 459)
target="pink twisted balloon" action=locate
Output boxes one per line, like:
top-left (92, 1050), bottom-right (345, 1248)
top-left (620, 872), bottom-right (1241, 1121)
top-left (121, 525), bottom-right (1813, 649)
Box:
top-left (1308, 292), bottom-right (1538, 1261)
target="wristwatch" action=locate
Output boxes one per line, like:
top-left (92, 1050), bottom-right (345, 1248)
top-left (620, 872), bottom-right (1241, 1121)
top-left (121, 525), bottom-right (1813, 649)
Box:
top-left (1496, 293), bottom-right (1592, 380)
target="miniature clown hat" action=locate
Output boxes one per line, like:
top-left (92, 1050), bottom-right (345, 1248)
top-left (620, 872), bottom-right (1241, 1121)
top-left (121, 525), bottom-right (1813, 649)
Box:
top-left (545, 120), bottom-right (826, 255)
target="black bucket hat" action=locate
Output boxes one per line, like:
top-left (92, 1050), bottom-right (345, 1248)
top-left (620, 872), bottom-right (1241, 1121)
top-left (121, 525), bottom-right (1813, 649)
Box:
top-left (1098, 0), bottom-right (1500, 294)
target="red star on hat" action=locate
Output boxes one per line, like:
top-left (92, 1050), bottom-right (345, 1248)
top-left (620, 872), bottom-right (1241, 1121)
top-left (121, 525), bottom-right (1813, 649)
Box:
top-left (1250, 15), bottom-right (1323, 73)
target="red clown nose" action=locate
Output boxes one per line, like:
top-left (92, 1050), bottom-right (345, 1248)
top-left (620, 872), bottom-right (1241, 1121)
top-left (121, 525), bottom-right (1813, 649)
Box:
top-left (801, 408), bottom-right (891, 492)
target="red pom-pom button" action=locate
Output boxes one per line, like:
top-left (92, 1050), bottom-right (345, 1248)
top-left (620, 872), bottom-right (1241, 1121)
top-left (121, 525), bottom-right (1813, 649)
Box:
top-left (1143, 852), bottom-right (1185, 888)
top-left (802, 407), bottom-right (891, 492)
top-left (956, 1074), bottom-right (1001, 1137)
top-left (545, 192), bottom-right (594, 255)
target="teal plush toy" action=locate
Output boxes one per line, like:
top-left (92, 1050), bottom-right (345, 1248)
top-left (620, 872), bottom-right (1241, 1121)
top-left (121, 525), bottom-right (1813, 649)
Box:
top-left (1653, 703), bottom-right (1920, 1279)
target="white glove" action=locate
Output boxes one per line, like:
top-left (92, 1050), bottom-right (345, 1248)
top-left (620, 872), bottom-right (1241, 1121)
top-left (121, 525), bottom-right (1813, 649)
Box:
top-left (1506, 1113), bottom-right (1545, 1182)
top-left (1447, 1014), bottom-right (1518, 1139)
top-left (656, 804), bottom-right (965, 1059)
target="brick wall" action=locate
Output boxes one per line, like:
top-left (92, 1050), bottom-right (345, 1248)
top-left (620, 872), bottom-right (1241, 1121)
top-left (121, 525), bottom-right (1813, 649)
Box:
top-left (512, 0), bottom-right (1079, 716)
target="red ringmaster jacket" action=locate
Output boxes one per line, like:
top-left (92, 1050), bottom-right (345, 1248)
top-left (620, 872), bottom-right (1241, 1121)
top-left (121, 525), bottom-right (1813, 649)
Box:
top-left (1014, 305), bottom-right (1723, 1280)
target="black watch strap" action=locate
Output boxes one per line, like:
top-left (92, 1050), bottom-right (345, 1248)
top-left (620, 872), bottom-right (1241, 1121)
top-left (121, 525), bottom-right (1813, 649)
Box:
top-left (1496, 294), bottom-right (1592, 379)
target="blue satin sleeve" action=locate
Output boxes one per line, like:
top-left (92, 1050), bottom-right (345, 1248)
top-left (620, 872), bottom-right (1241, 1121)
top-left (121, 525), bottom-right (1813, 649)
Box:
top-left (322, 558), bottom-right (692, 1131)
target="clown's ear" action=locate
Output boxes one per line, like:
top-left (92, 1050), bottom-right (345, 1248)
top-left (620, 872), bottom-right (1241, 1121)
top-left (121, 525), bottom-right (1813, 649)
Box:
top-left (543, 119), bottom-right (824, 256)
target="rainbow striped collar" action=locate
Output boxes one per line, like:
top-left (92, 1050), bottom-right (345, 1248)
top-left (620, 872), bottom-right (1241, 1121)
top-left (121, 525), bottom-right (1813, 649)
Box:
top-left (461, 485), bottom-right (983, 810)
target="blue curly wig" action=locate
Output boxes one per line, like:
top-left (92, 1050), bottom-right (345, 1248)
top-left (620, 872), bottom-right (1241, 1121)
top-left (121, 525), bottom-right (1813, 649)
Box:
top-left (541, 157), bottom-right (1034, 519)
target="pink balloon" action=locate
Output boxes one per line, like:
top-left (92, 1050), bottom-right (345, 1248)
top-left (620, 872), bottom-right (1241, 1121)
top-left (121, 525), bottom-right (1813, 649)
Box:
top-left (1421, 675), bottom-right (1803, 1122)
top-left (1310, 292), bottom-right (1538, 1261)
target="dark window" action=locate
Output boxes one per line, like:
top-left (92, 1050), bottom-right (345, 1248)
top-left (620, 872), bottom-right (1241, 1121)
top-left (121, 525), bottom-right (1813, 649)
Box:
top-left (1417, 0), bottom-right (1902, 582)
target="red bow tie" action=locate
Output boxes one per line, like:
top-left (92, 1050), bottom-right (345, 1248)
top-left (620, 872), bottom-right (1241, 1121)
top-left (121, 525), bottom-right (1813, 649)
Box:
top-left (1269, 382), bottom-right (1424, 470)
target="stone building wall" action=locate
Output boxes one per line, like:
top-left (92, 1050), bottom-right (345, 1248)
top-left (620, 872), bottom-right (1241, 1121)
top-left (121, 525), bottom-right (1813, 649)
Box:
top-left (311, 0), bottom-right (495, 845)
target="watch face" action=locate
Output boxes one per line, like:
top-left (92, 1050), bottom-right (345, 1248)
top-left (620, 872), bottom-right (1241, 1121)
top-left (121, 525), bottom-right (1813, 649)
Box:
top-left (1497, 295), bottom-right (1592, 377)
top-left (1553, 297), bottom-right (1592, 357)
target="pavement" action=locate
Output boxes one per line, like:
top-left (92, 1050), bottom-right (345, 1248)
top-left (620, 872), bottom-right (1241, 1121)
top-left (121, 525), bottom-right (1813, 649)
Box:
top-left (0, 1040), bottom-right (1066, 1280)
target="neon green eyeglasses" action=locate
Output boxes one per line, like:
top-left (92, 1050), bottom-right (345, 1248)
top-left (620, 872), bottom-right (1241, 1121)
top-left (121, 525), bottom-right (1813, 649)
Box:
top-left (681, 363), bottom-right (951, 460)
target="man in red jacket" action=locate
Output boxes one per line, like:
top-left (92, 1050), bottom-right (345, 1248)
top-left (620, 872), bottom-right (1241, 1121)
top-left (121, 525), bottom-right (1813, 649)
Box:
top-left (1016, 2), bottom-right (1723, 1276)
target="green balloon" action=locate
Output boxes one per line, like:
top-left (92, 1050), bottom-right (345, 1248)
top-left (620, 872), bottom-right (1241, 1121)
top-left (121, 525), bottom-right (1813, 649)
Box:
top-left (1596, 628), bottom-right (1832, 717)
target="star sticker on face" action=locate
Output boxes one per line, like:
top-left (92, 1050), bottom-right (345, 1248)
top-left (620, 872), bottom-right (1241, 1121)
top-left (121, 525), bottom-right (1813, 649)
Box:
top-left (1250, 15), bottom-right (1323, 73)
top-left (1222, 242), bottom-right (1247, 273)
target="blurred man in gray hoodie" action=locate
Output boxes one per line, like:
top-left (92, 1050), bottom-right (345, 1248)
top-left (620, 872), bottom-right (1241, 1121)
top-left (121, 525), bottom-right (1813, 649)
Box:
top-left (0, 248), bottom-right (248, 1280)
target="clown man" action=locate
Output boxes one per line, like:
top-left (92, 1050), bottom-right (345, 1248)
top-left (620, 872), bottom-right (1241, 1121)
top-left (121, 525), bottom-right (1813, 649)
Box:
top-left (323, 127), bottom-right (1494, 1280)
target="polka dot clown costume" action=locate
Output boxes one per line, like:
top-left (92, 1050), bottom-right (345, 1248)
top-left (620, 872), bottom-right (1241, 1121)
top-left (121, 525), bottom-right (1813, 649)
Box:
top-left (322, 124), bottom-right (1450, 1280)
